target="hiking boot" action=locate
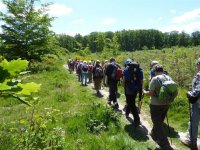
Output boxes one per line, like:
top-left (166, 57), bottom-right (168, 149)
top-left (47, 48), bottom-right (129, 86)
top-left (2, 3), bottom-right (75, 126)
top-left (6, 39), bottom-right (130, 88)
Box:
top-left (181, 139), bottom-right (198, 150)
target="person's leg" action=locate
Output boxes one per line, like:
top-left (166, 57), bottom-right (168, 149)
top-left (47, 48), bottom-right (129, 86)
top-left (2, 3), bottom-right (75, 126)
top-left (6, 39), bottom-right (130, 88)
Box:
top-left (150, 105), bottom-right (170, 148)
top-left (109, 82), bottom-right (116, 103)
top-left (188, 103), bottom-right (200, 143)
top-left (85, 72), bottom-right (88, 85)
top-left (81, 72), bottom-right (85, 85)
top-left (125, 95), bottom-right (131, 117)
top-left (131, 93), bottom-right (140, 123)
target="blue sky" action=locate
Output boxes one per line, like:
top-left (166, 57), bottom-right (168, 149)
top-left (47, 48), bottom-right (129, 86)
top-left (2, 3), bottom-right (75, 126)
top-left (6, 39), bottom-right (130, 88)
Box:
top-left (1, 0), bottom-right (200, 36)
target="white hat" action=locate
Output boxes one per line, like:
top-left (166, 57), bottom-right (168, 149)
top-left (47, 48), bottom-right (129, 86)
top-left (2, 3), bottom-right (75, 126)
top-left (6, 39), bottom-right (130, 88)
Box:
top-left (151, 60), bottom-right (159, 66)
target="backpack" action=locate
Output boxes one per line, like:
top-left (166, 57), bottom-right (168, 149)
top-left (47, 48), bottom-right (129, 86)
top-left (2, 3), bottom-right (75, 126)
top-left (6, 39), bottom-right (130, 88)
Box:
top-left (116, 68), bottom-right (123, 80)
top-left (157, 74), bottom-right (178, 104)
top-left (94, 67), bottom-right (104, 78)
top-left (82, 64), bottom-right (88, 72)
top-left (110, 63), bottom-right (118, 80)
top-left (88, 65), bottom-right (93, 73)
top-left (125, 62), bottom-right (141, 90)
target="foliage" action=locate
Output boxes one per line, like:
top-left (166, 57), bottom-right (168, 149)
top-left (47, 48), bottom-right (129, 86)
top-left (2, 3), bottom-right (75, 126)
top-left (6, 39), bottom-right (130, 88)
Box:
top-left (57, 29), bottom-right (200, 54)
top-left (0, 58), bottom-right (40, 105)
top-left (0, 0), bottom-right (56, 61)
top-left (86, 102), bottom-right (120, 134)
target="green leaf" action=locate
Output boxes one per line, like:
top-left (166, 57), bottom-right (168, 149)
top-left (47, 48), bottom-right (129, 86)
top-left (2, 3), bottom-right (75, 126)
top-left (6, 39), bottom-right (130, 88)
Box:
top-left (0, 59), bottom-right (29, 77)
top-left (0, 83), bottom-right (11, 90)
top-left (17, 82), bottom-right (41, 95)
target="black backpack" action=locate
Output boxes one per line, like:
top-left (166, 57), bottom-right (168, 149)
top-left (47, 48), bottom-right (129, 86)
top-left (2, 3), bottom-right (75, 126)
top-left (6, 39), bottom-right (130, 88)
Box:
top-left (126, 62), bottom-right (140, 88)
top-left (82, 64), bottom-right (88, 72)
top-left (94, 67), bottom-right (104, 78)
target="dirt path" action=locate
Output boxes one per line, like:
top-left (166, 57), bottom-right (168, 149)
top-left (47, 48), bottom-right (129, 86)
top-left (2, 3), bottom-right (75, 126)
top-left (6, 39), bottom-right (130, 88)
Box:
top-left (64, 64), bottom-right (200, 150)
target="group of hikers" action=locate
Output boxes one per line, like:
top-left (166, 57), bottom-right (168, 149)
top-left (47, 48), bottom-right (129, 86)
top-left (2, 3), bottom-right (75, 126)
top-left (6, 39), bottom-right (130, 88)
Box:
top-left (67, 57), bottom-right (200, 150)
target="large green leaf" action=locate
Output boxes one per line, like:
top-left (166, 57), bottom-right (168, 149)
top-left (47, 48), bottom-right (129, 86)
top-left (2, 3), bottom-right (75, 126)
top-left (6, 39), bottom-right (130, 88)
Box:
top-left (0, 83), bottom-right (11, 90)
top-left (17, 82), bottom-right (41, 95)
top-left (0, 59), bottom-right (29, 77)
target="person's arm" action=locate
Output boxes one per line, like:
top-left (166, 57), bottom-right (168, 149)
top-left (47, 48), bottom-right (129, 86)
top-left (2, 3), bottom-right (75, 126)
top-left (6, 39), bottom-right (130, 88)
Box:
top-left (143, 89), bottom-right (154, 96)
top-left (189, 72), bottom-right (200, 97)
top-left (143, 77), bottom-right (156, 97)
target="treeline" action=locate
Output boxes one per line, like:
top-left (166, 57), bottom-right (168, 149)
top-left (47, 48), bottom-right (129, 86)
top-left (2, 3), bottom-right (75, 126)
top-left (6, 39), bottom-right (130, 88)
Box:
top-left (56, 30), bottom-right (200, 52)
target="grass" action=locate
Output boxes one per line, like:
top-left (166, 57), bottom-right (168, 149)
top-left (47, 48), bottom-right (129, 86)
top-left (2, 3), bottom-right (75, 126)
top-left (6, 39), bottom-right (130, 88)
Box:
top-left (0, 62), bottom-right (156, 149)
top-left (1, 46), bottom-right (200, 149)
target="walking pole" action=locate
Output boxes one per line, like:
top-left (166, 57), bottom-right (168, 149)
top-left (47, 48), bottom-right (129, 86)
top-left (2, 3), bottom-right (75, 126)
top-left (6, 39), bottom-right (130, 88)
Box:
top-left (166, 113), bottom-right (172, 145)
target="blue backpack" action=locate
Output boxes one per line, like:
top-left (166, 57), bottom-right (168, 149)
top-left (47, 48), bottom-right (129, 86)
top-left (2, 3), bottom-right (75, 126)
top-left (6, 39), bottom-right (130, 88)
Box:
top-left (124, 62), bottom-right (142, 90)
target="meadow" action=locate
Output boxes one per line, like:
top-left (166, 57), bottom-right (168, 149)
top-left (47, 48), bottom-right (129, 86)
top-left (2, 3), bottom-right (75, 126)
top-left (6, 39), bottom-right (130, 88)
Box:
top-left (0, 46), bottom-right (200, 149)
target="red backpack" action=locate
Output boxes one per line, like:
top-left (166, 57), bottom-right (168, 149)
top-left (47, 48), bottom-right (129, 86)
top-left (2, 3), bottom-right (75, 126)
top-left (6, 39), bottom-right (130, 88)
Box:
top-left (116, 68), bottom-right (122, 81)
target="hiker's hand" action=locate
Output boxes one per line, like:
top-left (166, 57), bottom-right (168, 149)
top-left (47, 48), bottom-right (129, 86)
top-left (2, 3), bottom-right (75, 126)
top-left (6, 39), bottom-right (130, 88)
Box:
top-left (186, 91), bottom-right (192, 98)
top-left (143, 89), bottom-right (148, 94)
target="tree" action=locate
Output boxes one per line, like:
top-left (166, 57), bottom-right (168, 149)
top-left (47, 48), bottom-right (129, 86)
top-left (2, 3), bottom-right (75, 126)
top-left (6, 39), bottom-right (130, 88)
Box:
top-left (178, 31), bottom-right (190, 47)
top-left (0, 0), bottom-right (54, 61)
top-left (192, 31), bottom-right (200, 46)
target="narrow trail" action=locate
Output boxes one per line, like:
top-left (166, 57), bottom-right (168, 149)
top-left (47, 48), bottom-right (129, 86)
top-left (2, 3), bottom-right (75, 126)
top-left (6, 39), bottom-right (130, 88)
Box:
top-left (64, 64), bottom-right (199, 150)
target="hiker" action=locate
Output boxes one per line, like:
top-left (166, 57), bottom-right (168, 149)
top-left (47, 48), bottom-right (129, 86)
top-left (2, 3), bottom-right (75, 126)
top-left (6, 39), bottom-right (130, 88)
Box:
top-left (88, 61), bottom-right (93, 83)
top-left (122, 58), bottom-right (134, 112)
top-left (102, 60), bottom-right (108, 86)
top-left (105, 57), bottom-right (119, 109)
top-left (181, 58), bottom-right (200, 150)
top-left (143, 64), bottom-right (174, 150)
top-left (81, 61), bottom-right (89, 86)
top-left (123, 61), bottom-right (143, 126)
top-left (68, 59), bottom-right (74, 73)
top-left (149, 60), bottom-right (159, 81)
top-left (92, 60), bottom-right (104, 96)
top-left (77, 60), bottom-right (83, 82)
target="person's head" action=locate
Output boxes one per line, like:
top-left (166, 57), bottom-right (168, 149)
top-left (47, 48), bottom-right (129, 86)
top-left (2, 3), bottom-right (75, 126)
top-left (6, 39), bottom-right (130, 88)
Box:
top-left (124, 58), bottom-right (132, 67)
top-left (110, 57), bottom-right (115, 63)
top-left (196, 58), bottom-right (200, 71)
top-left (153, 64), bottom-right (163, 75)
top-left (96, 60), bottom-right (100, 64)
top-left (104, 60), bottom-right (108, 63)
top-left (151, 60), bottom-right (159, 68)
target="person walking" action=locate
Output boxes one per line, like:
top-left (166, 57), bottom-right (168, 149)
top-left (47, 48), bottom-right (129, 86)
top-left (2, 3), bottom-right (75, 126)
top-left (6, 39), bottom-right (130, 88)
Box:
top-left (143, 64), bottom-right (174, 150)
top-left (81, 61), bottom-right (88, 86)
top-left (102, 60), bottom-right (108, 86)
top-left (105, 57), bottom-right (119, 109)
top-left (123, 61), bottom-right (143, 126)
top-left (88, 61), bottom-right (93, 83)
top-left (92, 60), bottom-right (104, 97)
top-left (181, 58), bottom-right (200, 150)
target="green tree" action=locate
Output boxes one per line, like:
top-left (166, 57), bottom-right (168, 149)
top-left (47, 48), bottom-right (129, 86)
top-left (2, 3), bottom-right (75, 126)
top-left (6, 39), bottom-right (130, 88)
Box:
top-left (191, 31), bottom-right (200, 46)
top-left (178, 31), bottom-right (190, 47)
top-left (0, 0), bottom-right (54, 61)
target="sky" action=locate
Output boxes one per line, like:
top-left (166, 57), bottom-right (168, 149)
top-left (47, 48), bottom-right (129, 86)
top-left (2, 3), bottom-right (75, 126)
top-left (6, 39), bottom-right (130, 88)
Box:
top-left (0, 0), bottom-right (200, 36)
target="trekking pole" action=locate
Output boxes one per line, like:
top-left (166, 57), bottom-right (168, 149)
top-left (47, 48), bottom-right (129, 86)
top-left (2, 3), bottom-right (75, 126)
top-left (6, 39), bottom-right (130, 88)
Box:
top-left (166, 113), bottom-right (172, 145)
